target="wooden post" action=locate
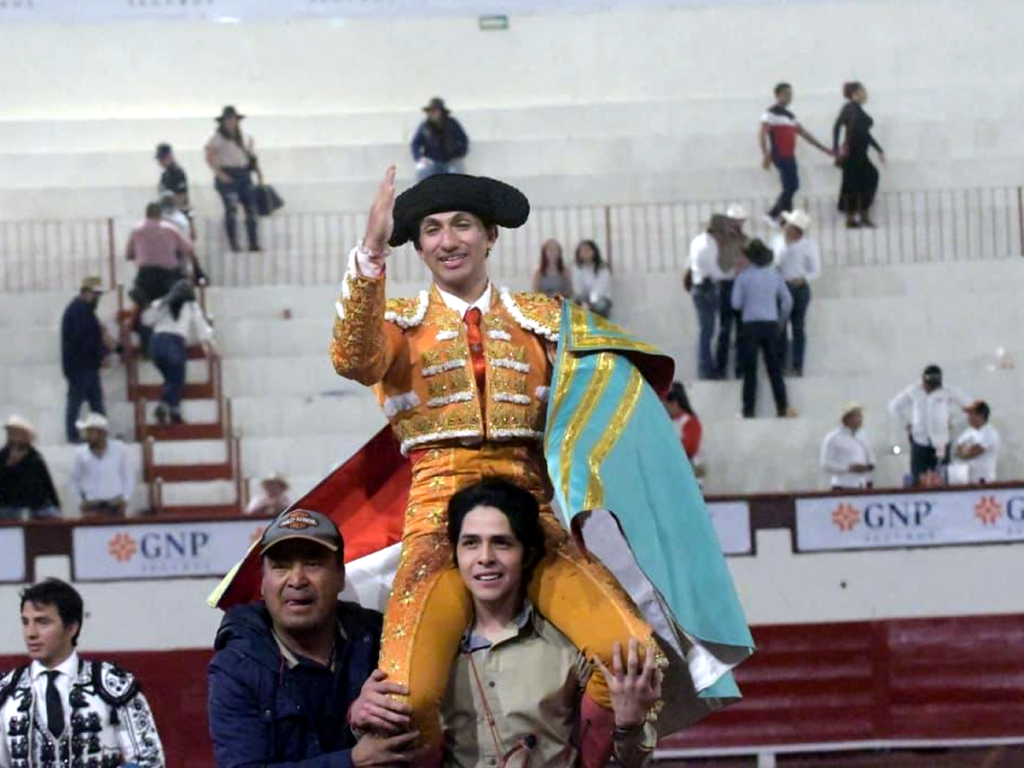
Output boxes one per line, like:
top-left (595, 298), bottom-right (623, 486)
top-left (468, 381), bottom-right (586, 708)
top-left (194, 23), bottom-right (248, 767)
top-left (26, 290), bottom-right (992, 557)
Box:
top-left (106, 217), bottom-right (117, 289)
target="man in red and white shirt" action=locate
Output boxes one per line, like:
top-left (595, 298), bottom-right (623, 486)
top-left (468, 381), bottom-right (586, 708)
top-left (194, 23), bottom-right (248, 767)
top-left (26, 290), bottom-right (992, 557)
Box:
top-left (759, 82), bottom-right (832, 225)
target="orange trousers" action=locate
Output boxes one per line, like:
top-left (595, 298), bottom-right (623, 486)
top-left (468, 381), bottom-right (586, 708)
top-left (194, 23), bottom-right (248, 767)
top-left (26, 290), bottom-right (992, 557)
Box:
top-left (379, 444), bottom-right (655, 747)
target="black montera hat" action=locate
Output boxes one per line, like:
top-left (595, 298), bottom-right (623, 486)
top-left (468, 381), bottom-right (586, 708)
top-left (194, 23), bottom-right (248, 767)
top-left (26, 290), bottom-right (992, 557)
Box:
top-left (389, 174), bottom-right (530, 248)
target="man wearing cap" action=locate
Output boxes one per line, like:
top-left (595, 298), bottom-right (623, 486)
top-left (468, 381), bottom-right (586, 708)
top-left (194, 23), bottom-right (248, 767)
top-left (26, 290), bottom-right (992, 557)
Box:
top-left (952, 401), bottom-right (1000, 484)
top-left (61, 276), bottom-right (113, 444)
top-left (69, 414), bottom-right (134, 516)
top-left (155, 142), bottom-right (190, 210)
top-left (205, 105), bottom-right (261, 252)
top-left (329, 167), bottom-right (665, 750)
top-left (713, 204), bottom-right (750, 379)
top-left (0, 416), bottom-right (61, 520)
top-left (411, 97), bottom-right (469, 181)
top-left (820, 404), bottom-right (875, 490)
top-left (208, 509), bottom-right (422, 766)
top-left (770, 208), bottom-right (821, 376)
top-left (888, 365), bottom-right (971, 486)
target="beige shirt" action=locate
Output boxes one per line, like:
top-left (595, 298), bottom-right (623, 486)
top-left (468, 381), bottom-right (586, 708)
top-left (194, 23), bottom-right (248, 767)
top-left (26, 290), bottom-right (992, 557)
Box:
top-left (205, 131), bottom-right (256, 169)
top-left (440, 604), bottom-right (655, 767)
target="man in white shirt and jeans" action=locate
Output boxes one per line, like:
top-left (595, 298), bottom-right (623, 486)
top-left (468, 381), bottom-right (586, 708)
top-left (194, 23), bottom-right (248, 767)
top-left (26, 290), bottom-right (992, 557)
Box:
top-left (951, 401), bottom-right (1000, 484)
top-left (69, 413), bottom-right (134, 516)
top-left (820, 403), bottom-right (875, 490)
top-left (686, 219), bottom-right (728, 379)
top-left (771, 209), bottom-right (821, 376)
top-left (888, 365), bottom-right (970, 487)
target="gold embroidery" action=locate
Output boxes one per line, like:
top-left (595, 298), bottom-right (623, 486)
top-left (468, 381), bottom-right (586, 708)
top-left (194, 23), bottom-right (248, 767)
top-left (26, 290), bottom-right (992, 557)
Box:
top-left (559, 352), bottom-right (616, 505)
top-left (511, 291), bottom-right (562, 337)
top-left (582, 368), bottom-right (644, 509)
top-left (491, 368), bottom-right (529, 395)
top-left (385, 296), bottom-right (422, 324)
top-left (329, 276), bottom-right (385, 376)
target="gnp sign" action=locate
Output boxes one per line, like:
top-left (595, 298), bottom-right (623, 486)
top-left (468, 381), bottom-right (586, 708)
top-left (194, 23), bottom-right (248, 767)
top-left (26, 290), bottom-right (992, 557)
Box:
top-left (796, 487), bottom-right (1024, 552)
top-left (73, 520), bottom-right (266, 581)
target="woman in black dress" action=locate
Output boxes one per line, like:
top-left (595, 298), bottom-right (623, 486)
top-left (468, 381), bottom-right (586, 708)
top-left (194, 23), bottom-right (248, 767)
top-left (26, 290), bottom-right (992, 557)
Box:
top-left (833, 81), bottom-right (885, 228)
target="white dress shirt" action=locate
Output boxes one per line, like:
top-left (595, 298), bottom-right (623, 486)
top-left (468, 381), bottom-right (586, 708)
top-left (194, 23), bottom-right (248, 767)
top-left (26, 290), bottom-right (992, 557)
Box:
top-left (70, 439), bottom-right (135, 504)
top-left (30, 651), bottom-right (79, 737)
top-left (688, 232), bottom-right (727, 285)
top-left (771, 234), bottom-right (822, 282)
top-left (952, 423), bottom-right (1000, 483)
top-left (571, 265), bottom-right (612, 306)
top-left (820, 426), bottom-right (875, 489)
top-left (888, 383), bottom-right (970, 453)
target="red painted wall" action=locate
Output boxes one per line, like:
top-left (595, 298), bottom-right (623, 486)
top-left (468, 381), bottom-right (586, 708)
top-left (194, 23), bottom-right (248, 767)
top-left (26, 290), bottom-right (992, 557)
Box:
top-left (4, 613), bottom-right (1023, 766)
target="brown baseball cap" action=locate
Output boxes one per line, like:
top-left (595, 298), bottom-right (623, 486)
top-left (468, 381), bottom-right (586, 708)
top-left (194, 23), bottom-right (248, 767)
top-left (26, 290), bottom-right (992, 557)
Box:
top-left (259, 509), bottom-right (341, 555)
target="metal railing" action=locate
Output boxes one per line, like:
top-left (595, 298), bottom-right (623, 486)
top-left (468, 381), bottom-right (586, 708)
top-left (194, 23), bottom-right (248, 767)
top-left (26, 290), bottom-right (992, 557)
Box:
top-left (1, 185), bottom-right (1021, 292)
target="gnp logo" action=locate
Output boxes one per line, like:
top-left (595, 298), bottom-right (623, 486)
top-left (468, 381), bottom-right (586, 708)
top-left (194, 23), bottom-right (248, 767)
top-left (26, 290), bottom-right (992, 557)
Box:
top-left (974, 496), bottom-right (1002, 526)
top-left (831, 499), bottom-right (934, 539)
top-left (107, 533), bottom-right (138, 562)
top-left (831, 504), bottom-right (860, 532)
top-left (107, 529), bottom-right (212, 569)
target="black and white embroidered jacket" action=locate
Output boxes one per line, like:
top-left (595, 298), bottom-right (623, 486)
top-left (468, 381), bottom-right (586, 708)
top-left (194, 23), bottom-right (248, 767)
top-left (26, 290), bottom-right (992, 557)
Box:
top-left (0, 657), bottom-right (165, 768)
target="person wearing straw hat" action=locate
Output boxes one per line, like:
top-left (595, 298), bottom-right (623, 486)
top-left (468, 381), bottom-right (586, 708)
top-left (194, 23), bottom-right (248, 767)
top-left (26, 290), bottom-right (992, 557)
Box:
top-left (820, 403), bottom-right (875, 490)
top-left (61, 276), bottom-right (114, 444)
top-left (411, 97), bottom-right (469, 181)
top-left (205, 105), bottom-right (262, 252)
top-left (0, 416), bottom-right (61, 520)
top-left (69, 413), bottom-right (134, 517)
top-left (245, 472), bottom-right (292, 517)
top-left (770, 208), bottom-right (821, 377)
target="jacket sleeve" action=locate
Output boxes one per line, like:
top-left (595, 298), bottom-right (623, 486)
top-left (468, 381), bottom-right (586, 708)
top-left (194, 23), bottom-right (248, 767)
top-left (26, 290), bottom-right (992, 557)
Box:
top-left (114, 691), bottom-right (166, 767)
top-left (208, 652), bottom-right (355, 768)
top-left (450, 119), bottom-right (469, 159)
top-left (34, 453), bottom-right (61, 509)
top-left (410, 124), bottom-right (426, 160)
top-left (329, 248), bottom-right (402, 386)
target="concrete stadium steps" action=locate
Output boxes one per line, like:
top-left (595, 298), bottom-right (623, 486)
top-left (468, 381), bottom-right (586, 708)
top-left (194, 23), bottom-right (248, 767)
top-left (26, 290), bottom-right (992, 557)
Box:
top-left (229, 394), bottom-right (385, 439)
top-left (240, 434), bottom-right (369, 479)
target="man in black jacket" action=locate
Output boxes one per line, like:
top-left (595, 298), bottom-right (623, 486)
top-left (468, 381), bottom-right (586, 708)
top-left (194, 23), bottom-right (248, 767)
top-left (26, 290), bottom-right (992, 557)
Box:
top-left (0, 416), bottom-right (61, 520)
top-left (60, 276), bottom-right (110, 443)
top-left (208, 509), bottom-right (420, 767)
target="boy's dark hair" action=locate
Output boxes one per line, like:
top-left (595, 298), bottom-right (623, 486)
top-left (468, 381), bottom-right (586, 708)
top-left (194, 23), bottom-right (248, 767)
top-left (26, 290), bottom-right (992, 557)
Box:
top-left (774, 82), bottom-right (792, 96)
top-left (20, 579), bottom-right (84, 646)
top-left (447, 479), bottom-right (546, 574)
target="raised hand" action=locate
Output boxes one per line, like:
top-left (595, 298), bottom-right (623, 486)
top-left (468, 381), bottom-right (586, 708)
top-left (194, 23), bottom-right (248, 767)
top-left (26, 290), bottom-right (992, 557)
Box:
top-left (592, 639), bottom-right (662, 728)
top-left (363, 165), bottom-right (397, 255)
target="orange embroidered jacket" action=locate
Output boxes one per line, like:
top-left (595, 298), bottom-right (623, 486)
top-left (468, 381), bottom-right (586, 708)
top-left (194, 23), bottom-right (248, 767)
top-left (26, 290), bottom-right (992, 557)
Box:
top-left (330, 268), bottom-right (562, 455)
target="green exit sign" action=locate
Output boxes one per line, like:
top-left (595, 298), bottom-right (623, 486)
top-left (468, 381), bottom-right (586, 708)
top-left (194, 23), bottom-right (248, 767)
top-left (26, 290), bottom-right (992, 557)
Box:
top-left (479, 14), bottom-right (509, 31)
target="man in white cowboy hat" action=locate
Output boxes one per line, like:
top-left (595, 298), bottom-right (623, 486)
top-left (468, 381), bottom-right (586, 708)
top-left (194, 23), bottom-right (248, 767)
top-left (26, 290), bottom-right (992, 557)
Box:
top-left (770, 208), bottom-right (820, 377)
top-left (0, 416), bottom-right (61, 520)
top-left (245, 471), bottom-right (292, 516)
top-left (820, 402), bottom-right (876, 490)
top-left (411, 97), bottom-right (470, 181)
top-left (69, 413), bottom-right (134, 517)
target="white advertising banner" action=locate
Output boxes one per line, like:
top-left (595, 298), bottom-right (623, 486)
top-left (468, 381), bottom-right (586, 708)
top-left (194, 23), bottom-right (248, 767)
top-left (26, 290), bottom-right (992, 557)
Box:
top-left (0, 0), bottom-right (805, 24)
top-left (73, 519), bottom-right (268, 581)
top-left (0, 528), bottom-right (26, 583)
top-left (707, 501), bottom-right (752, 556)
top-left (795, 487), bottom-right (1024, 552)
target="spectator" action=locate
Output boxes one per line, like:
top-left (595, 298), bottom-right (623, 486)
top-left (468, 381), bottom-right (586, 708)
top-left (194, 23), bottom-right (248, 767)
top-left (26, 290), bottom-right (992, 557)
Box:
top-left (205, 105), bottom-right (262, 252)
top-left (951, 401), bottom-right (1000, 484)
top-left (0, 579), bottom-right (164, 766)
top-left (438, 480), bottom-right (658, 766)
top-left (572, 239), bottom-right (612, 318)
top-left (126, 201), bottom-right (192, 303)
top-left (61, 276), bottom-right (111, 443)
top-left (141, 280), bottom-right (215, 425)
top-left (888, 364), bottom-right (970, 487)
top-left (685, 218), bottom-right (729, 379)
top-left (411, 97), bottom-right (469, 181)
top-left (714, 205), bottom-right (750, 380)
top-left (208, 509), bottom-right (420, 766)
top-left (532, 238), bottom-right (571, 297)
top-left (69, 413), bottom-right (134, 517)
top-left (664, 382), bottom-right (703, 461)
top-left (159, 191), bottom-right (207, 284)
top-left (759, 82), bottom-right (833, 226)
top-left (833, 81), bottom-right (885, 228)
top-left (245, 472), bottom-right (292, 517)
top-left (155, 141), bottom-right (189, 210)
top-left (820, 403), bottom-right (875, 490)
top-left (771, 208), bottom-right (821, 376)
top-left (731, 239), bottom-right (793, 418)
top-left (0, 416), bottom-right (61, 520)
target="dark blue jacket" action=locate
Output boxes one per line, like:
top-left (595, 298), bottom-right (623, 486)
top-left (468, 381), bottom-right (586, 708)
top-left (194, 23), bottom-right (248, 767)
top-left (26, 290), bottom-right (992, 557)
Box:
top-left (410, 117), bottom-right (469, 163)
top-left (208, 600), bottom-right (383, 768)
top-left (61, 296), bottom-right (107, 377)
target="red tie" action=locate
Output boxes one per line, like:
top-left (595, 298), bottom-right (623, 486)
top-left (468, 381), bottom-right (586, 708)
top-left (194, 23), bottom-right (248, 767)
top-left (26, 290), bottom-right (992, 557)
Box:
top-left (464, 307), bottom-right (487, 397)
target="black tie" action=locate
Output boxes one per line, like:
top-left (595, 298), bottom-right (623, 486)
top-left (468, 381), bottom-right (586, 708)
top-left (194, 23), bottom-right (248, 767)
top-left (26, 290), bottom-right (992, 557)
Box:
top-left (45, 670), bottom-right (65, 739)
